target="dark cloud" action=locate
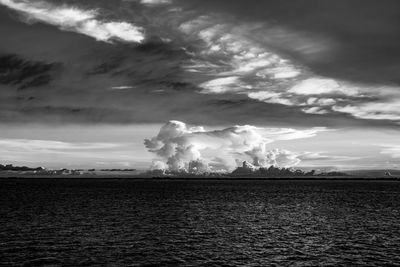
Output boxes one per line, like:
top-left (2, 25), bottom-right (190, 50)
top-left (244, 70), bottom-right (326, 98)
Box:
top-left (175, 0), bottom-right (400, 85)
top-left (1, 0), bottom-right (400, 127)
top-left (0, 54), bottom-right (59, 90)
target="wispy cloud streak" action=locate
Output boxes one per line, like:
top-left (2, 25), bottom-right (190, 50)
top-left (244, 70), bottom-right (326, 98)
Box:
top-left (0, 0), bottom-right (145, 43)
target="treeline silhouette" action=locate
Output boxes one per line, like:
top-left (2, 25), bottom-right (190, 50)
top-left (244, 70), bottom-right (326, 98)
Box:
top-left (231, 164), bottom-right (348, 177)
top-left (148, 161), bottom-right (348, 177)
top-left (0, 164), bottom-right (44, 172)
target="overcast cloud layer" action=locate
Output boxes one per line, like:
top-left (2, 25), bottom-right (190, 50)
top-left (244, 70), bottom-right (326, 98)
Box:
top-left (1, 0), bottom-right (400, 126)
top-left (0, 0), bottom-right (400, 169)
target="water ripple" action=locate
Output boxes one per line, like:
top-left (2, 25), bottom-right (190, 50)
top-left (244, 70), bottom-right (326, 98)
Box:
top-left (1, 179), bottom-right (400, 266)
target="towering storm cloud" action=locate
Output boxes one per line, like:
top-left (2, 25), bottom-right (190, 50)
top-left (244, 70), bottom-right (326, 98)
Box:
top-left (145, 121), bottom-right (327, 172)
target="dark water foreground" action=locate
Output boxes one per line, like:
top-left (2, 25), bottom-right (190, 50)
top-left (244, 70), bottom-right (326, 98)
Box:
top-left (1, 179), bottom-right (400, 266)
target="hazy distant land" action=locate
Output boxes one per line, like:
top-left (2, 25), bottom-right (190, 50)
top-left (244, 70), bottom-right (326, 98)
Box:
top-left (0, 163), bottom-right (399, 180)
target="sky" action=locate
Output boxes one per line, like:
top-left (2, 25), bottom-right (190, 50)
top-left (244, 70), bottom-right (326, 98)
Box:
top-left (0, 0), bottom-right (399, 171)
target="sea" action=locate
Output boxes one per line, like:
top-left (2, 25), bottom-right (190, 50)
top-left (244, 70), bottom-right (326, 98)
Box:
top-left (1, 179), bottom-right (400, 266)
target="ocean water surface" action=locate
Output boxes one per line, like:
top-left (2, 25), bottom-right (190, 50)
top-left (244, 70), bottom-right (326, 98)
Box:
top-left (1, 179), bottom-right (400, 266)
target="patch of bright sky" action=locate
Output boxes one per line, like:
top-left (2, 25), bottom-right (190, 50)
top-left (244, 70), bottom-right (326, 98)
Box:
top-left (0, 124), bottom-right (399, 170)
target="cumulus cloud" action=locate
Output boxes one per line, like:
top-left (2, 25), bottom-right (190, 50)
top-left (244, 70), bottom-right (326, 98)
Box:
top-left (178, 14), bottom-right (305, 103)
top-left (179, 16), bottom-right (303, 79)
top-left (302, 107), bottom-right (329, 115)
top-left (163, 5), bottom-right (400, 123)
top-left (306, 97), bottom-right (337, 106)
top-left (144, 120), bottom-right (327, 172)
top-left (199, 76), bottom-right (243, 94)
top-left (249, 148), bottom-right (301, 168)
top-left (0, 0), bottom-right (145, 43)
top-left (140, 0), bottom-right (172, 6)
top-left (289, 78), bottom-right (358, 96)
top-left (333, 102), bottom-right (400, 121)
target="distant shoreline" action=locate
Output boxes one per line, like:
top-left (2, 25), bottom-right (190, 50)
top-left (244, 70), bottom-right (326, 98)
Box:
top-left (0, 176), bottom-right (399, 181)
